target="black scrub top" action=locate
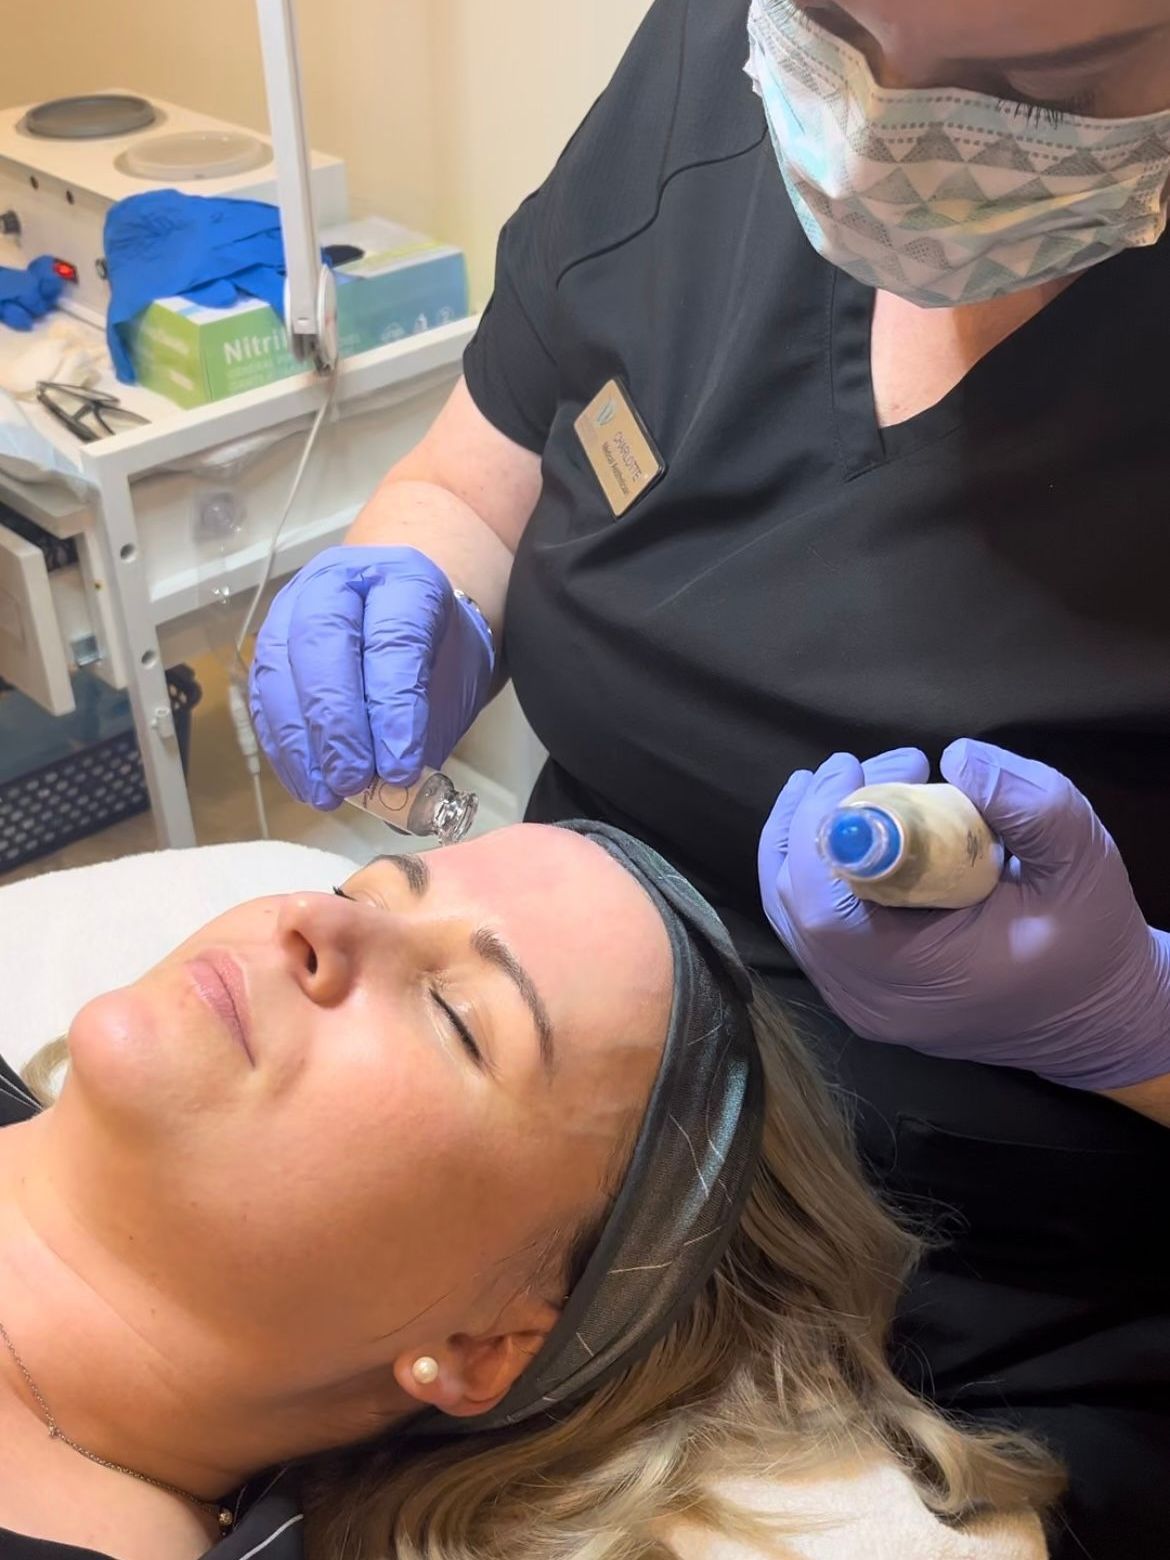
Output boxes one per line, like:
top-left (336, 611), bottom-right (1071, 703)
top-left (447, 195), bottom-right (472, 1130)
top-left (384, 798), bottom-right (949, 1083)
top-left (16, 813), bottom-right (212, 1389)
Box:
top-left (0, 1060), bottom-right (303, 1560)
top-left (463, 2), bottom-right (1170, 1557)
top-left (467, 0), bottom-right (1170, 944)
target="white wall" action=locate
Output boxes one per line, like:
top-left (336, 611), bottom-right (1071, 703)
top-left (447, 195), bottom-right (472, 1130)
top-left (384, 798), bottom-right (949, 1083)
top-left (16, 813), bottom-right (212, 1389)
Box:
top-left (5, 0), bottom-right (651, 304)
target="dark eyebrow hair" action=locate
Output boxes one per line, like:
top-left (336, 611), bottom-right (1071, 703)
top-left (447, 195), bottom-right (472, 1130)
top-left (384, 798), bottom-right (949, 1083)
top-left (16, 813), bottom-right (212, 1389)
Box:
top-left (991, 25), bottom-right (1158, 72)
top-left (472, 927), bottom-right (556, 1075)
top-left (358, 852), bottom-right (556, 1073)
top-left (369, 851), bottom-right (429, 896)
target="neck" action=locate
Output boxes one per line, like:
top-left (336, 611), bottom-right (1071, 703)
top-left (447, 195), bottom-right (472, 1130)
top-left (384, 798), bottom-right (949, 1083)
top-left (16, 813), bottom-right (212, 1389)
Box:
top-left (949, 275), bottom-right (1076, 347)
top-left (0, 1114), bottom-right (257, 1506)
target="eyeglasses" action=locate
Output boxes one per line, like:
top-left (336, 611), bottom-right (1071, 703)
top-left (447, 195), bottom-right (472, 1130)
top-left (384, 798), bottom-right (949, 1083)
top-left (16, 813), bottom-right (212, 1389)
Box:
top-left (35, 381), bottom-right (150, 444)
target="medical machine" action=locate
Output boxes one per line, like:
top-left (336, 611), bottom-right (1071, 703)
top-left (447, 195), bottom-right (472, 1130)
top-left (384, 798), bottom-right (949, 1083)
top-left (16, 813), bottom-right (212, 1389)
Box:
top-left (0, 90), bottom-right (348, 329)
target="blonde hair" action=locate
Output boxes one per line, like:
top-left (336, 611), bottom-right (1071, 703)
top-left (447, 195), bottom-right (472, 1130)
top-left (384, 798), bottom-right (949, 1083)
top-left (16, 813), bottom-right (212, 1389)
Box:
top-left (297, 990), bottom-right (1063, 1559)
top-left (22, 1036), bottom-right (69, 1107)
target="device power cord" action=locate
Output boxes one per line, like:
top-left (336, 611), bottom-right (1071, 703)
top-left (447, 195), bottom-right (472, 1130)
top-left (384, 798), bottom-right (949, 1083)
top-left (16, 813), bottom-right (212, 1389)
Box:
top-left (229, 369), bottom-right (339, 839)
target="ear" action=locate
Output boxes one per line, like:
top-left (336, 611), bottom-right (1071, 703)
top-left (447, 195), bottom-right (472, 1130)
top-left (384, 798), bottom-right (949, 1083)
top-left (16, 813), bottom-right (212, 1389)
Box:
top-left (395, 1300), bottom-right (560, 1419)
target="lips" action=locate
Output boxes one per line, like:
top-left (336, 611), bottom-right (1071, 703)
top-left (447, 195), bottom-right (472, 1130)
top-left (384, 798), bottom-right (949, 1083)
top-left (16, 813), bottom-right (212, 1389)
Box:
top-left (187, 952), bottom-right (253, 1065)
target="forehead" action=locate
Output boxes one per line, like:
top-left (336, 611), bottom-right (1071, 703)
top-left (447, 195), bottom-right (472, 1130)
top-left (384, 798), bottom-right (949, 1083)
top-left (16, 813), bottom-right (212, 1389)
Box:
top-left (411, 826), bottom-right (672, 1058)
top-left (833, 0), bottom-right (1170, 56)
top-left (427, 824), bottom-right (656, 917)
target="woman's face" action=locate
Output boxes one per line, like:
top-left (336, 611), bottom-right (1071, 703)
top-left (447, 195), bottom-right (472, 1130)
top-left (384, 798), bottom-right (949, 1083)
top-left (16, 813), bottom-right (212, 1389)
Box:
top-left (799, 0), bottom-right (1170, 116)
top-left (55, 826), bottom-right (671, 1426)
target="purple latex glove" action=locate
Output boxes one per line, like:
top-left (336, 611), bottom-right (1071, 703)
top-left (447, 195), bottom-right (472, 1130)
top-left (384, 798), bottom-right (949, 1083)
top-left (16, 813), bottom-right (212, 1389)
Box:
top-left (249, 546), bottom-right (494, 810)
top-left (758, 739), bottom-right (1170, 1091)
top-left (0, 256), bottom-right (64, 331)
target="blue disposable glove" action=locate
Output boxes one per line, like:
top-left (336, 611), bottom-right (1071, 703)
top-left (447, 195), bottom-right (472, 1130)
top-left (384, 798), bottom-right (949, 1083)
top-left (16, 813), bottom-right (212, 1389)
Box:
top-left (249, 546), bottom-right (495, 810)
top-left (758, 739), bottom-right (1170, 1091)
top-left (0, 256), bottom-right (64, 331)
top-left (103, 191), bottom-right (293, 381)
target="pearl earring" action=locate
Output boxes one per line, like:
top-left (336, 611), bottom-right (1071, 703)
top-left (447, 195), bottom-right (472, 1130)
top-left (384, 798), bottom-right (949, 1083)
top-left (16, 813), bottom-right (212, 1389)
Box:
top-left (411, 1355), bottom-right (440, 1386)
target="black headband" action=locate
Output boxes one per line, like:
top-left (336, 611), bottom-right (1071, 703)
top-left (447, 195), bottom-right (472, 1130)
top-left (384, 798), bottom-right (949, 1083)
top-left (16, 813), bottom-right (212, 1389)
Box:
top-left (446, 820), bottom-right (764, 1434)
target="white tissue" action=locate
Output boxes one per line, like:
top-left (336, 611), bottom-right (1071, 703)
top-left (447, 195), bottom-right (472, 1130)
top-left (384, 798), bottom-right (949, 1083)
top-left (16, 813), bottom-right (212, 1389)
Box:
top-left (0, 389), bottom-right (89, 499)
top-left (0, 320), bottom-right (106, 402)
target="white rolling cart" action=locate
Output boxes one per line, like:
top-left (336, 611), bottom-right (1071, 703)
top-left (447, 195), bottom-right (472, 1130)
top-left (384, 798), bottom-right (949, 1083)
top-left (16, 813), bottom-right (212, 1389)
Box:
top-left (0, 1), bottom-right (545, 853)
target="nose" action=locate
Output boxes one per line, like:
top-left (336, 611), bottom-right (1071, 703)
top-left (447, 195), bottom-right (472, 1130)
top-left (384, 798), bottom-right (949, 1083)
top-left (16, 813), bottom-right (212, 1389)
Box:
top-left (820, 6), bottom-right (946, 91)
top-left (275, 892), bottom-right (391, 1006)
top-left (870, 43), bottom-right (946, 91)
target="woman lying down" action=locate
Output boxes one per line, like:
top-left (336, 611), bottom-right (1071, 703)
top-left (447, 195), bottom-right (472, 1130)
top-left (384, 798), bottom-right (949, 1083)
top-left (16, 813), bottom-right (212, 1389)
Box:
top-left (0, 822), bottom-right (1059, 1560)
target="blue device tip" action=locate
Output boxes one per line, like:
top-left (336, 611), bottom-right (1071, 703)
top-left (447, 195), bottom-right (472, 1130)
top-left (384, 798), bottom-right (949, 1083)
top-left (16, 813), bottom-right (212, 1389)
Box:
top-left (825, 809), bottom-right (878, 868)
top-left (819, 804), bottom-right (904, 879)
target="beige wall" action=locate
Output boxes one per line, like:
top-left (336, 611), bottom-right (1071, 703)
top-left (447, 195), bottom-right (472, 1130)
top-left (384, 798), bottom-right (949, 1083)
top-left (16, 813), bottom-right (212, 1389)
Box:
top-left (6, 0), bottom-right (650, 304)
top-left (2, 3), bottom-right (278, 163)
top-left (433, 0), bottom-right (649, 300)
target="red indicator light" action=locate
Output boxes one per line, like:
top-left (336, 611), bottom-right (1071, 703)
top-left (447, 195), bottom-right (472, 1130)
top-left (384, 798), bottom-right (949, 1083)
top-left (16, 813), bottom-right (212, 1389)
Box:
top-left (52, 259), bottom-right (78, 283)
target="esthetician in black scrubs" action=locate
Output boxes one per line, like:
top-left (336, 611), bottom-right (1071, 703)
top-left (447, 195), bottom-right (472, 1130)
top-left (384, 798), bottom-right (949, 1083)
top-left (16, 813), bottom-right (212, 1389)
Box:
top-left (251, 2), bottom-right (1170, 1554)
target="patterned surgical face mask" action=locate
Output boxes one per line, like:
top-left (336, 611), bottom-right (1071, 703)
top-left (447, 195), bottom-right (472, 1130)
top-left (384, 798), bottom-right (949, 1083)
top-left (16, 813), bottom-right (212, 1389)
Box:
top-left (746, 0), bottom-right (1170, 305)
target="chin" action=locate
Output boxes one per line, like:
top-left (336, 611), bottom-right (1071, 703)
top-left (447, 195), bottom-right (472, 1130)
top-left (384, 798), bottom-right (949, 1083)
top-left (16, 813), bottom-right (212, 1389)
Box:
top-left (74, 966), bottom-right (253, 1127)
top-left (66, 985), bottom-right (160, 1098)
top-left (65, 974), bottom-right (220, 1125)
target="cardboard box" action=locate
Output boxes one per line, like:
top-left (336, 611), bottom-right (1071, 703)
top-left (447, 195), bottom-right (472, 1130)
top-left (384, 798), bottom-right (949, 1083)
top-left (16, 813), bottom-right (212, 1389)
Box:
top-left (120, 216), bottom-right (469, 408)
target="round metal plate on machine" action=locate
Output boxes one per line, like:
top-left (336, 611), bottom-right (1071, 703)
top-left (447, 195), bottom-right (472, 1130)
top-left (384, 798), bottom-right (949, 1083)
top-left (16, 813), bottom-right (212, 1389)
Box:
top-left (117, 130), bottom-right (271, 182)
top-left (20, 94), bottom-right (158, 140)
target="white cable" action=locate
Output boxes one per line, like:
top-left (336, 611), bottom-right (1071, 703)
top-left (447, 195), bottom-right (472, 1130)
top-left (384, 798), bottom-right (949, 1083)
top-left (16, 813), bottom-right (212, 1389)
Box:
top-left (250, 769), bottom-right (271, 840)
top-left (235, 369), bottom-right (339, 662)
top-left (228, 675), bottom-right (271, 839)
top-left (229, 368), bottom-right (338, 839)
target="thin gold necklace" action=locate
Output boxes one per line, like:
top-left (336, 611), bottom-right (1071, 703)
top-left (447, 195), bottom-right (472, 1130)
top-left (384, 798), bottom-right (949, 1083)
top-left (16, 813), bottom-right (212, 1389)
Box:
top-left (0, 1317), bottom-right (234, 1535)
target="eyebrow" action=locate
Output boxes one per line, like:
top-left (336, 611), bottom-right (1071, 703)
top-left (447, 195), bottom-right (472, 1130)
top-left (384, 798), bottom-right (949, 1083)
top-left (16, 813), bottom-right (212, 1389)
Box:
top-left (991, 26), bottom-right (1158, 72)
top-left (472, 927), bottom-right (556, 1074)
top-left (369, 852), bottom-right (556, 1073)
top-left (372, 851), bottom-right (429, 896)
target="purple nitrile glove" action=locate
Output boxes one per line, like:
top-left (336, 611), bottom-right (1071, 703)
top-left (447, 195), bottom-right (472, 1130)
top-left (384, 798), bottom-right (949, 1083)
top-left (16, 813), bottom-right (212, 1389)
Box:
top-left (758, 739), bottom-right (1170, 1091)
top-left (0, 256), bottom-right (65, 331)
top-left (249, 546), bottom-right (494, 811)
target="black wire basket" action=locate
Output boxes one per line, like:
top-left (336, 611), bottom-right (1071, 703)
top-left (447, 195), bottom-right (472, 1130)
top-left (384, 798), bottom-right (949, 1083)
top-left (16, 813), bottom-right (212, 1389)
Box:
top-left (0, 665), bottom-right (202, 877)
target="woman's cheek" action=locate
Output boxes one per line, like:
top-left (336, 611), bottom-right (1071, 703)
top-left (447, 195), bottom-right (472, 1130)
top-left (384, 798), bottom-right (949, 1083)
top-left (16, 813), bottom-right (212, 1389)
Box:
top-left (1102, 54), bottom-right (1170, 117)
top-left (150, 899), bottom-right (283, 972)
top-left (298, 1041), bottom-right (462, 1176)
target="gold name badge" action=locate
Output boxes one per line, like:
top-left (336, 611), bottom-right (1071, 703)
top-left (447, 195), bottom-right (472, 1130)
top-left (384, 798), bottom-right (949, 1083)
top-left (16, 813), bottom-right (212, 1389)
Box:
top-left (574, 378), bottom-right (665, 518)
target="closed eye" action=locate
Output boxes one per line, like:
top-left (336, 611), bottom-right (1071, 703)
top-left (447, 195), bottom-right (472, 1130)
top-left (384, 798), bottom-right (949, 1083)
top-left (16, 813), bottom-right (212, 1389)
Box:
top-left (431, 989), bottom-right (486, 1069)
